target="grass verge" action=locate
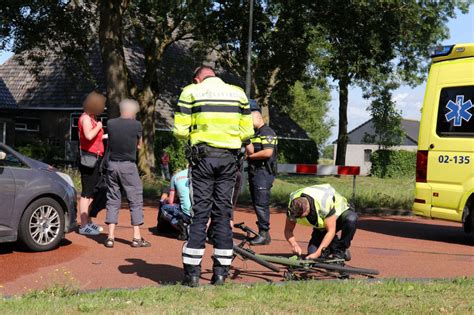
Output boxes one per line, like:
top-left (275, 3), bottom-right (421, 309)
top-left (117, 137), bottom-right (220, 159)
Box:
top-left (1, 278), bottom-right (472, 314)
top-left (61, 167), bottom-right (414, 210)
top-left (242, 175), bottom-right (415, 210)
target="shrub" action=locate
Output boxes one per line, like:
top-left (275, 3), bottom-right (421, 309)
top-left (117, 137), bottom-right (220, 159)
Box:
top-left (370, 150), bottom-right (416, 178)
top-left (155, 131), bottom-right (320, 173)
top-left (16, 140), bottom-right (63, 164)
top-left (278, 138), bottom-right (319, 164)
top-left (155, 131), bottom-right (188, 175)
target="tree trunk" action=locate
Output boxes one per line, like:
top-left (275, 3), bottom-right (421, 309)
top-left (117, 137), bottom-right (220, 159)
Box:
top-left (135, 38), bottom-right (169, 178)
top-left (98, 0), bottom-right (129, 118)
top-left (137, 86), bottom-right (156, 178)
top-left (260, 67), bottom-right (280, 124)
top-left (335, 76), bottom-right (349, 166)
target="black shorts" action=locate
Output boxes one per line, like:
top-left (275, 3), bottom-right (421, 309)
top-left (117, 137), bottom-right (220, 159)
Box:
top-left (79, 157), bottom-right (102, 198)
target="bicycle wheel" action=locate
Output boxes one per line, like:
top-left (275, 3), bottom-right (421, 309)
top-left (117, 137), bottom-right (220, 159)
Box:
top-left (309, 261), bottom-right (379, 276)
top-left (233, 245), bottom-right (280, 272)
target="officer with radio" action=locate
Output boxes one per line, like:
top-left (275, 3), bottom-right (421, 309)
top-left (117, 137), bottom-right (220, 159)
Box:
top-left (246, 101), bottom-right (278, 245)
top-left (173, 66), bottom-right (254, 287)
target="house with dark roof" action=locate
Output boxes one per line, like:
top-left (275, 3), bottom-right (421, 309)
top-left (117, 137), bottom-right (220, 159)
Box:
top-left (332, 118), bottom-right (420, 175)
top-left (0, 42), bottom-right (310, 162)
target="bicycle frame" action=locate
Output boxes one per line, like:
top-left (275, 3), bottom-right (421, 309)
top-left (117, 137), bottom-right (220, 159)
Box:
top-left (232, 222), bottom-right (379, 277)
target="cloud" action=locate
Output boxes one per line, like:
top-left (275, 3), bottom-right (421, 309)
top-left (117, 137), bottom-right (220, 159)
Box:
top-left (393, 92), bottom-right (409, 104)
top-left (392, 85), bottom-right (425, 120)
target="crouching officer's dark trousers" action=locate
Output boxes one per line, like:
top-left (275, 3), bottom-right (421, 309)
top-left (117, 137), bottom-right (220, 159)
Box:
top-left (183, 150), bottom-right (237, 278)
top-left (249, 168), bottom-right (275, 232)
top-left (307, 210), bottom-right (358, 254)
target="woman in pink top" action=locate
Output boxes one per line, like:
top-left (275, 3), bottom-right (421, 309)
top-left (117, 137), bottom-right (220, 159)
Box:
top-left (78, 91), bottom-right (106, 235)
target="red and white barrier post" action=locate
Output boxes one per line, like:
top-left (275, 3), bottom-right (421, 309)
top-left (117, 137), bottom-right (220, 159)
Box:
top-left (277, 164), bottom-right (361, 198)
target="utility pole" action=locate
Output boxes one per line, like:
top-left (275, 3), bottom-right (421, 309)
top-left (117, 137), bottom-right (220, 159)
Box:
top-left (245, 0), bottom-right (254, 98)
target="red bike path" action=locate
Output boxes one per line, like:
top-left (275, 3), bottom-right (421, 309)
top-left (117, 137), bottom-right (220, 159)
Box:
top-left (1, 203), bottom-right (473, 296)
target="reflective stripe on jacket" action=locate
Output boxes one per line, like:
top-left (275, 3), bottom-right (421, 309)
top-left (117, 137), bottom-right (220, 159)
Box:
top-left (173, 77), bottom-right (254, 149)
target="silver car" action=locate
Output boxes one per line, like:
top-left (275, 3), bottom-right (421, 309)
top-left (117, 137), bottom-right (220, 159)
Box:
top-left (0, 144), bottom-right (77, 251)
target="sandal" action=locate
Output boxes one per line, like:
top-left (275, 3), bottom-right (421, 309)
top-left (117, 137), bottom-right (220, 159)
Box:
top-left (131, 238), bottom-right (151, 248)
top-left (104, 238), bottom-right (114, 248)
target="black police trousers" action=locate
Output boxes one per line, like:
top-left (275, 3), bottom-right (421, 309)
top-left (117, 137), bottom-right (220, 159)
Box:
top-left (307, 210), bottom-right (358, 254)
top-left (249, 168), bottom-right (275, 231)
top-left (183, 154), bottom-right (237, 277)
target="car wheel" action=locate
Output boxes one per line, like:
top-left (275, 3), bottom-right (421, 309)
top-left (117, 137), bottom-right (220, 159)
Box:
top-left (18, 197), bottom-right (65, 252)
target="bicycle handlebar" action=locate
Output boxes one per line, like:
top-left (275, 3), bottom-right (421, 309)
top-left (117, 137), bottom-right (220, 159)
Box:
top-left (233, 222), bottom-right (260, 237)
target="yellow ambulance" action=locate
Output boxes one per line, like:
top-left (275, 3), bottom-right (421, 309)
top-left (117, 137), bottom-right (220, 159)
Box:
top-left (413, 43), bottom-right (474, 233)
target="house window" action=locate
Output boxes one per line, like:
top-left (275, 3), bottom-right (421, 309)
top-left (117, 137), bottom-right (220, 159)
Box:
top-left (15, 118), bottom-right (40, 132)
top-left (364, 149), bottom-right (372, 162)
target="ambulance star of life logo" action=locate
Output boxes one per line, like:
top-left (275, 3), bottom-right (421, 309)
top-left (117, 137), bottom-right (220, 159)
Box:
top-left (445, 95), bottom-right (473, 127)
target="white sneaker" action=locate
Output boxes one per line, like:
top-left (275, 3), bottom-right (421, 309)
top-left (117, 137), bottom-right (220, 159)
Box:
top-left (89, 222), bottom-right (104, 232)
top-left (79, 224), bottom-right (100, 235)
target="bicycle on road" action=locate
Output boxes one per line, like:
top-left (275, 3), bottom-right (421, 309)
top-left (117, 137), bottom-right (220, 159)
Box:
top-left (232, 222), bottom-right (379, 280)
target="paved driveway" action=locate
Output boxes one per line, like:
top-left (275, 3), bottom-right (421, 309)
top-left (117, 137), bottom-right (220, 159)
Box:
top-left (1, 203), bottom-right (473, 296)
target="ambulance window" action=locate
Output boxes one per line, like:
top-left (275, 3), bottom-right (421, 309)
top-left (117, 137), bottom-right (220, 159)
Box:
top-left (436, 86), bottom-right (474, 137)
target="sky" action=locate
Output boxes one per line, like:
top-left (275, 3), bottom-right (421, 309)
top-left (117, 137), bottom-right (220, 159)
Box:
top-left (326, 7), bottom-right (474, 141)
top-left (0, 6), bottom-right (473, 142)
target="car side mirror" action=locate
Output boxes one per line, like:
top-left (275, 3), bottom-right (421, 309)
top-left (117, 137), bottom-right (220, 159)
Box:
top-left (0, 151), bottom-right (6, 160)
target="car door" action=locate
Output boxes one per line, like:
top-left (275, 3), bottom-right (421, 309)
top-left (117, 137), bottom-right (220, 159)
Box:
top-left (427, 61), bottom-right (474, 222)
top-left (0, 146), bottom-right (16, 232)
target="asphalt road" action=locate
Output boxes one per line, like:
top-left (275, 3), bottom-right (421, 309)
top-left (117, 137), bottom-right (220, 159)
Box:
top-left (1, 203), bottom-right (473, 296)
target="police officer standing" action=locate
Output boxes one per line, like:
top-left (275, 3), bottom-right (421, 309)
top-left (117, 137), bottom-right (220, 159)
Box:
top-left (246, 101), bottom-right (278, 245)
top-left (173, 66), bottom-right (254, 287)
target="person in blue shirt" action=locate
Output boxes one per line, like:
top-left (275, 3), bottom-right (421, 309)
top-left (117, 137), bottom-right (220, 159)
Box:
top-left (158, 169), bottom-right (192, 240)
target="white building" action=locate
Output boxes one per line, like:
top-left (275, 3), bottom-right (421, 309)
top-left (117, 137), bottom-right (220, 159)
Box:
top-left (333, 119), bottom-right (420, 175)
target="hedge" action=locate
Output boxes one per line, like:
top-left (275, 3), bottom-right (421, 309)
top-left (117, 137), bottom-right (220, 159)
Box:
top-left (370, 149), bottom-right (416, 178)
top-left (277, 138), bottom-right (319, 164)
top-left (155, 130), bottom-right (188, 175)
top-left (15, 131), bottom-right (318, 173)
top-left (15, 140), bottom-right (63, 165)
top-left (156, 131), bottom-right (319, 173)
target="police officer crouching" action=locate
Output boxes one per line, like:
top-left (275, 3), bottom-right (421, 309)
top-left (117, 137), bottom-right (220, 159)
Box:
top-left (245, 101), bottom-right (278, 245)
top-left (173, 66), bottom-right (254, 287)
top-left (285, 184), bottom-right (358, 261)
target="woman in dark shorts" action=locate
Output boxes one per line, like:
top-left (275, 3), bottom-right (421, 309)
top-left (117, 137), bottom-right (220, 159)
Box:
top-left (78, 91), bottom-right (106, 235)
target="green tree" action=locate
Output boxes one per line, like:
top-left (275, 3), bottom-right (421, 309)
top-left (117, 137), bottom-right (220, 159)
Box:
top-left (307, 0), bottom-right (472, 165)
top-left (363, 85), bottom-right (405, 150)
top-left (1, 1), bottom-right (213, 177)
top-left (205, 0), bottom-right (315, 122)
top-left (123, 1), bottom-right (212, 177)
top-left (321, 145), bottom-right (334, 160)
top-left (288, 81), bottom-right (334, 149)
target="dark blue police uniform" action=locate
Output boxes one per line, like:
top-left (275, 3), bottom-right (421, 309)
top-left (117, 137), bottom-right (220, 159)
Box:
top-left (248, 124), bottom-right (277, 244)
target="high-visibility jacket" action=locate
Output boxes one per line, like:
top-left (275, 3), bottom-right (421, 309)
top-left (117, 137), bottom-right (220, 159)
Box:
top-left (173, 77), bottom-right (254, 149)
top-left (287, 184), bottom-right (349, 230)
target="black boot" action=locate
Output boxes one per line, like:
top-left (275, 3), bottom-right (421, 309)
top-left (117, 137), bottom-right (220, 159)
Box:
top-left (210, 274), bottom-right (226, 285)
top-left (331, 247), bottom-right (351, 261)
top-left (182, 275), bottom-right (200, 287)
top-left (344, 249), bottom-right (351, 261)
top-left (319, 247), bottom-right (331, 260)
top-left (182, 265), bottom-right (200, 287)
top-left (177, 221), bottom-right (188, 241)
top-left (249, 230), bottom-right (271, 246)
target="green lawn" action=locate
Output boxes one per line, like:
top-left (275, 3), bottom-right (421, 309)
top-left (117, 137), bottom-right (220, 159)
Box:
top-left (62, 167), bottom-right (414, 210)
top-left (1, 279), bottom-right (472, 314)
top-left (243, 175), bottom-right (415, 210)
